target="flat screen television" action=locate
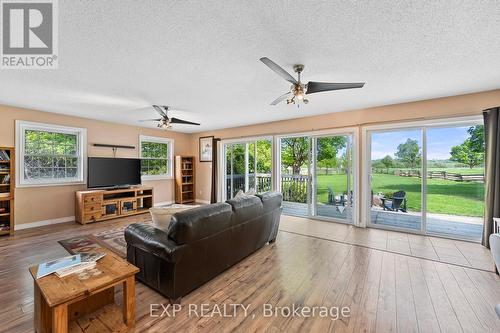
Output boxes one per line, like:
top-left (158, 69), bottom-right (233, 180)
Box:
top-left (87, 157), bottom-right (141, 189)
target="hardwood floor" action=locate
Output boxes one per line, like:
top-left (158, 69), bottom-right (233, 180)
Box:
top-left (280, 215), bottom-right (496, 272)
top-left (0, 214), bottom-right (499, 332)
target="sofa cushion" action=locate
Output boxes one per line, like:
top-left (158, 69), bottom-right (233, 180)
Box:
top-left (256, 192), bottom-right (283, 213)
top-left (124, 223), bottom-right (184, 262)
top-left (167, 203), bottom-right (233, 245)
top-left (226, 195), bottom-right (263, 226)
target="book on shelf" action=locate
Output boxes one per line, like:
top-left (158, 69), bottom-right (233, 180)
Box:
top-left (1, 174), bottom-right (10, 184)
top-left (0, 151), bottom-right (10, 161)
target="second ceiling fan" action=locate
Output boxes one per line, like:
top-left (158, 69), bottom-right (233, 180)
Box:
top-left (260, 57), bottom-right (365, 106)
top-left (140, 105), bottom-right (200, 129)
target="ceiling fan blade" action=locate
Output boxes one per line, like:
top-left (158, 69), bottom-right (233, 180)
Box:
top-left (170, 117), bottom-right (200, 126)
top-left (139, 119), bottom-right (162, 122)
top-left (306, 82), bottom-right (365, 94)
top-left (152, 105), bottom-right (167, 117)
top-left (270, 92), bottom-right (292, 105)
top-left (260, 57), bottom-right (297, 84)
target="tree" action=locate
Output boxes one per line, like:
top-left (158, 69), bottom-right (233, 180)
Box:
top-left (450, 138), bottom-right (484, 168)
top-left (256, 140), bottom-right (272, 173)
top-left (467, 125), bottom-right (484, 152)
top-left (316, 137), bottom-right (346, 174)
top-left (281, 138), bottom-right (310, 175)
top-left (380, 155), bottom-right (394, 172)
top-left (395, 139), bottom-right (421, 168)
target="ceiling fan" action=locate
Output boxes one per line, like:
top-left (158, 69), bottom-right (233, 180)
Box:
top-left (140, 105), bottom-right (200, 129)
top-left (260, 57), bottom-right (365, 106)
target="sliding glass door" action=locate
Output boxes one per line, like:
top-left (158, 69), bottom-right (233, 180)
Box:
top-left (313, 135), bottom-right (354, 222)
top-left (278, 132), bottom-right (356, 224)
top-left (369, 129), bottom-right (422, 231)
top-left (425, 126), bottom-right (484, 240)
top-left (279, 136), bottom-right (311, 217)
top-left (366, 119), bottom-right (484, 241)
top-left (223, 138), bottom-right (272, 200)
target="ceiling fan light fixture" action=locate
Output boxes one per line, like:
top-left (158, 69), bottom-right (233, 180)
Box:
top-left (260, 57), bottom-right (365, 106)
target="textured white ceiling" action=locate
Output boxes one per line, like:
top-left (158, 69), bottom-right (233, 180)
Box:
top-left (1, 0), bottom-right (499, 133)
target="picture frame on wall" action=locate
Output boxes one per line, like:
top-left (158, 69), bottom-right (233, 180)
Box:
top-left (199, 136), bottom-right (214, 162)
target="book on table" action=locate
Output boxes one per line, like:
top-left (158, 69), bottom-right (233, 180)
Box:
top-left (36, 254), bottom-right (82, 279)
top-left (36, 252), bottom-right (107, 279)
top-left (55, 261), bottom-right (97, 278)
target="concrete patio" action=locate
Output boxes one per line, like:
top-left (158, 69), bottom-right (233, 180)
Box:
top-left (282, 201), bottom-right (483, 242)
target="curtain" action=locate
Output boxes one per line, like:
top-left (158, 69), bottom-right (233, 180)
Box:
top-left (483, 107), bottom-right (500, 248)
top-left (211, 138), bottom-right (221, 203)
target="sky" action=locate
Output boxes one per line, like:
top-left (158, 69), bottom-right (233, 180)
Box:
top-left (371, 126), bottom-right (471, 160)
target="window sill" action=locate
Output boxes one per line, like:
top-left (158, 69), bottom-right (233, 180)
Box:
top-left (16, 181), bottom-right (86, 188)
top-left (141, 175), bottom-right (173, 181)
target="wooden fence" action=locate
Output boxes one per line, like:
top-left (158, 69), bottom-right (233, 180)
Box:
top-left (372, 169), bottom-right (484, 182)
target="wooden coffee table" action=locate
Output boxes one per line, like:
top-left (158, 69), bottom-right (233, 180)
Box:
top-left (29, 249), bottom-right (139, 333)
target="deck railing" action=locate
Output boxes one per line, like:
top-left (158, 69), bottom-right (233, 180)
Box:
top-left (226, 174), bottom-right (308, 202)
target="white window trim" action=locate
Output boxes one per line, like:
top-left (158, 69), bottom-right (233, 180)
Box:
top-left (139, 135), bottom-right (174, 180)
top-left (15, 120), bottom-right (87, 188)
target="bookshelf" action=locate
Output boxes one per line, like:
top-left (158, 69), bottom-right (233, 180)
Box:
top-left (175, 156), bottom-right (195, 204)
top-left (0, 147), bottom-right (14, 236)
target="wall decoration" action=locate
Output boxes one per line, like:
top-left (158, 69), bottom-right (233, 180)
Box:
top-left (199, 136), bottom-right (214, 162)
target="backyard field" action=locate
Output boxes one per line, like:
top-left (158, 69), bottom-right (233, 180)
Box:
top-left (315, 171), bottom-right (484, 217)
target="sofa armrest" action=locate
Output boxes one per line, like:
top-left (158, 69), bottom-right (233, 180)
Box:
top-left (124, 223), bottom-right (185, 263)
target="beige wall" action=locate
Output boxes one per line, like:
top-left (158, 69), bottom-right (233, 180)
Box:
top-left (2, 89), bottom-right (500, 227)
top-left (190, 89), bottom-right (500, 202)
top-left (0, 105), bottom-right (192, 226)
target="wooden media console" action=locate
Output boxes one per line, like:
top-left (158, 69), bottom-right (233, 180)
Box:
top-left (75, 186), bottom-right (153, 225)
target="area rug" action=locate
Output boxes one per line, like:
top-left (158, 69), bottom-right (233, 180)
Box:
top-left (58, 225), bottom-right (136, 258)
top-left (59, 204), bottom-right (200, 257)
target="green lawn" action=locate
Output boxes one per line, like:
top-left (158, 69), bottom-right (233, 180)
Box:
top-left (315, 173), bottom-right (484, 217)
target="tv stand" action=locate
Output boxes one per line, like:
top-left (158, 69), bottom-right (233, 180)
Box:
top-left (75, 186), bottom-right (154, 224)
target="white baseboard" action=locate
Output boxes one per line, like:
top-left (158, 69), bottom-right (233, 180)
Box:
top-left (15, 201), bottom-right (175, 230)
top-left (196, 199), bottom-right (210, 204)
top-left (155, 201), bottom-right (174, 207)
top-left (15, 216), bottom-right (75, 230)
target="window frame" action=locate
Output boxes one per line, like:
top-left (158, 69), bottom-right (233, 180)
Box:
top-left (15, 120), bottom-right (87, 187)
top-left (139, 135), bottom-right (174, 180)
top-left (361, 115), bottom-right (484, 239)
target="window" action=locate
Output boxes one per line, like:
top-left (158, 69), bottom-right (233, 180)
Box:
top-left (16, 121), bottom-right (86, 187)
top-left (139, 135), bottom-right (173, 179)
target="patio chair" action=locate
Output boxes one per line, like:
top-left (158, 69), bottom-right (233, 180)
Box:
top-left (328, 187), bottom-right (346, 206)
top-left (382, 190), bottom-right (407, 212)
top-left (327, 187), bottom-right (335, 205)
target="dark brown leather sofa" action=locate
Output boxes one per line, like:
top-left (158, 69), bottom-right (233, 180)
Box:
top-left (124, 192), bottom-right (282, 301)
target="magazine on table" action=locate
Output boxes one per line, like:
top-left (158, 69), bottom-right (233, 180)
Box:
top-left (36, 254), bottom-right (82, 279)
top-left (56, 261), bottom-right (97, 278)
top-left (36, 252), bottom-right (106, 279)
